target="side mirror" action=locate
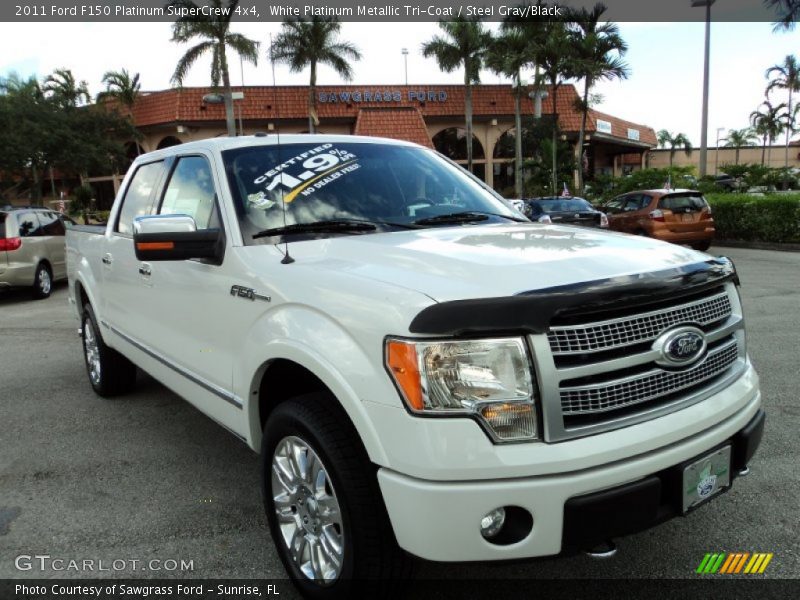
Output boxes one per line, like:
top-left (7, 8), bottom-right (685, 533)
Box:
top-left (133, 214), bottom-right (224, 264)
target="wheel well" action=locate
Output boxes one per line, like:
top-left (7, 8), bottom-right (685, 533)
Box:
top-left (38, 259), bottom-right (52, 273)
top-left (257, 359), bottom-right (330, 429)
top-left (75, 280), bottom-right (89, 313)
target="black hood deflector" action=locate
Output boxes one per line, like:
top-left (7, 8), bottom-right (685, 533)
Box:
top-left (408, 257), bottom-right (737, 336)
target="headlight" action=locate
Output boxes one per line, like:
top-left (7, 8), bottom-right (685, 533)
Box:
top-left (385, 337), bottom-right (539, 442)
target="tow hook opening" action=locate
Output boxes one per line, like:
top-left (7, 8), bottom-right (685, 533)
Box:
top-left (584, 540), bottom-right (618, 559)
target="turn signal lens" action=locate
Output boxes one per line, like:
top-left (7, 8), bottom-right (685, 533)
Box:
top-left (649, 209), bottom-right (665, 222)
top-left (386, 340), bottom-right (423, 411)
top-left (479, 402), bottom-right (537, 441)
top-left (600, 212), bottom-right (609, 228)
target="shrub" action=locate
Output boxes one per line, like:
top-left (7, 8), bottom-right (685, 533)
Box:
top-left (706, 193), bottom-right (800, 243)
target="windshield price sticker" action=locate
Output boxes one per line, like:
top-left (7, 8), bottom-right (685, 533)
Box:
top-left (253, 144), bottom-right (359, 204)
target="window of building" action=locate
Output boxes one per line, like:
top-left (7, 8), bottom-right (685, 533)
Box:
top-left (432, 128), bottom-right (485, 160)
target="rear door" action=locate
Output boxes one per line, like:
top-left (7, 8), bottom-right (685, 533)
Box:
top-left (658, 193), bottom-right (710, 232)
top-left (103, 159), bottom-right (166, 337)
top-left (15, 211), bottom-right (47, 284)
top-left (38, 210), bottom-right (68, 280)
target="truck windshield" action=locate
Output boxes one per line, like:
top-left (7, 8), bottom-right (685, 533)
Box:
top-left (222, 142), bottom-right (519, 243)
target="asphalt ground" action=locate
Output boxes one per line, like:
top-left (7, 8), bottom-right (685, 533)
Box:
top-left (0, 246), bottom-right (798, 594)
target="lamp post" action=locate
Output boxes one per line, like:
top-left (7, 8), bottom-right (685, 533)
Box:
top-left (692, 0), bottom-right (715, 177)
top-left (715, 127), bottom-right (725, 175)
top-left (401, 48), bottom-right (409, 85)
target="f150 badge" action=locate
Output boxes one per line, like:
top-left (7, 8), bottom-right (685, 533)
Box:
top-left (230, 285), bottom-right (271, 302)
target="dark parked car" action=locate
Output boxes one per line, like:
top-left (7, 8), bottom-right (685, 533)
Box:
top-left (523, 197), bottom-right (608, 228)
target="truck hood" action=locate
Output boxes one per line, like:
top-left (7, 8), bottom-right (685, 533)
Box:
top-left (294, 223), bottom-right (710, 302)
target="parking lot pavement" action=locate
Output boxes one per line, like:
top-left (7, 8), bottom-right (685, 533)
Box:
top-left (0, 246), bottom-right (797, 587)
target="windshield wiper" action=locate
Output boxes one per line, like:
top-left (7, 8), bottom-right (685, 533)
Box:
top-left (413, 211), bottom-right (526, 226)
top-left (253, 220), bottom-right (377, 239)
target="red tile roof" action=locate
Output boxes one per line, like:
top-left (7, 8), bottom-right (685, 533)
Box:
top-left (353, 107), bottom-right (433, 148)
top-left (128, 84), bottom-right (656, 147)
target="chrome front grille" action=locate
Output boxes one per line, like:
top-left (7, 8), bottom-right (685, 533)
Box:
top-left (547, 291), bottom-right (732, 355)
top-left (530, 283), bottom-right (747, 442)
top-left (560, 340), bottom-right (739, 415)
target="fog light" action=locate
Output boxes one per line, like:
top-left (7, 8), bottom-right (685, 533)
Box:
top-left (480, 507), bottom-right (506, 538)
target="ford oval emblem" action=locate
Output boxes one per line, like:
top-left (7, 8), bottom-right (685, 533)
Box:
top-left (653, 326), bottom-right (707, 367)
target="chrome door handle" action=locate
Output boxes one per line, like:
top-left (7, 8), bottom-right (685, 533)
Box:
top-left (102, 254), bottom-right (112, 265)
top-left (138, 264), bottom-right (152, 276)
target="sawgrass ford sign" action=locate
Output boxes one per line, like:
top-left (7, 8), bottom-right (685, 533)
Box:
top-left (318, 89), bottom-right (448, 103)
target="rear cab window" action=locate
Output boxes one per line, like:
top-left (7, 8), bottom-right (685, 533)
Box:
top-left (116, 161), bottom-right (165, 235)
top-left (0, 212), bottom-right (6, 239)
top-left (658, 193), bottom-right (708, 212)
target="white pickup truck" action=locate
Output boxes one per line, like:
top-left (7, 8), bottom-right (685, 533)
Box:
top-left (67, 135), bottom-right (764, 597)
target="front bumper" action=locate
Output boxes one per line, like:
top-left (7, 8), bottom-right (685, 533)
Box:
top-left (377, 393), bottom-right (763, 562)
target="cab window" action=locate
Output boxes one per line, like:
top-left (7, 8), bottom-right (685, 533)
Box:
top-left (116, 161), bottom-right (164, 235)
top-left (159, 156), bottom-right (219, 230)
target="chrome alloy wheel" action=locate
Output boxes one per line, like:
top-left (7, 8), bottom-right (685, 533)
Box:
top-left (83, 317), bottom-right (101, 386)
top-left (271, 435), bottom-right (344, 583)
top-left (39, 268), bottom-right (51, 295)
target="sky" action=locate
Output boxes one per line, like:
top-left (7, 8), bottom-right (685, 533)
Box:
top-left (0, 20), bottom-right (797, 146)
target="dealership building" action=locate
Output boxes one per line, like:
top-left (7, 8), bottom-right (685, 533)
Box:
top-left (88, 83), bottom-right (657, 203)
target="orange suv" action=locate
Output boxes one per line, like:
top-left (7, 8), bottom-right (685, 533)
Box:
top-left (603, 189), bottom-right (715, 251)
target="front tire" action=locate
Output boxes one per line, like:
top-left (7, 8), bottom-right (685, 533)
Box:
top-left (32, 263), bottom-right (52, 299)
top-left (81, 303), bottom-right (137, 397)
top-left (261, 393), bottom-right (412, 599)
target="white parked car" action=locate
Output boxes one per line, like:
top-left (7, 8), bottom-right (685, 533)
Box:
top-left (66, 136), bottom-right (764, 598)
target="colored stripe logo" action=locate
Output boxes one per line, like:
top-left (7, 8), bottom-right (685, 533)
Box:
top-left (696, 552), bottom-right (773, 574)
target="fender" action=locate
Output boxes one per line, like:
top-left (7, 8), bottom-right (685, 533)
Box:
top-left (238, 304), bottom-right (397, 465)
top-left (72, 265), bottom-right (102, 323)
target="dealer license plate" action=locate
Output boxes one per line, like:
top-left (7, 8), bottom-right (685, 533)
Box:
top-left (682, 445), bottom-right (732, 513)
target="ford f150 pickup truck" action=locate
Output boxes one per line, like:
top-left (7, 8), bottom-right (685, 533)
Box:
top-left (66, 135), bottom-right (764, 598)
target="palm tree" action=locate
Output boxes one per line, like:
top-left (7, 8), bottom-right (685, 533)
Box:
top-left (657, 130), bottom-right (693, 169)
top-left (42, 68), bottom-right (90, 108)
top-left (536, 19), bottom-right (578, 194)
top-left (567, 2), bottom-right (629, 193)
top-left (169, 0), bottom-right (259, 137)
top-left (750, 101), bottom-right (787, 166)
top-left (97, 69), bottom-right (141, 109)
top-left (486, 29), bottom-right (531, 197)
top-left (766, 0), bottom-right (799, 31)
top-left (0, 74), bottom-right (46, 203)
top-left (721, 128), bottom-right (757, 165)
top-left (97, 69), bottom-right (142, 155)
top-left (765, 55), bottom-right (800, 170)
top-left (422, 18), bottom-right (492, 172)
top-left (271, 17), bottom-right (361, 134)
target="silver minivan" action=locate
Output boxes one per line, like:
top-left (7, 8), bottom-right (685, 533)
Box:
top-left (0, 207), bottom-right (74, 299)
